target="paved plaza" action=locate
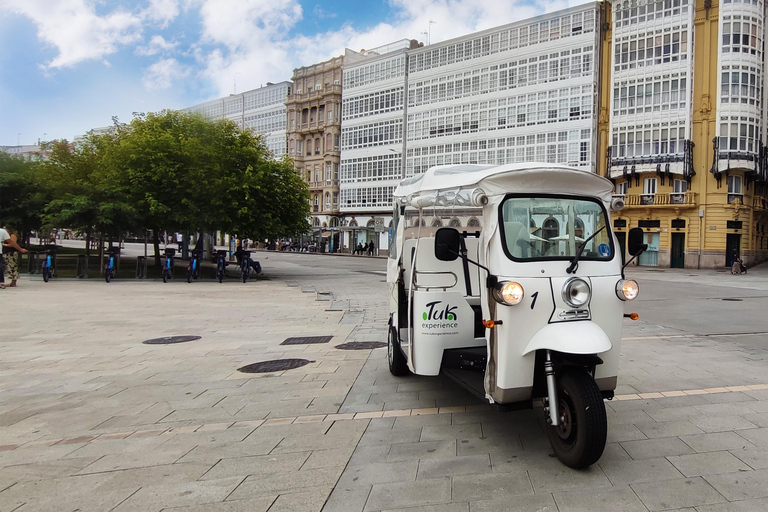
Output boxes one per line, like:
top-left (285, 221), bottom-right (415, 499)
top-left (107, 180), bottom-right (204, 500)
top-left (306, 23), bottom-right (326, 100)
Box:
top-left (3, 252), bottom-right (768, 511)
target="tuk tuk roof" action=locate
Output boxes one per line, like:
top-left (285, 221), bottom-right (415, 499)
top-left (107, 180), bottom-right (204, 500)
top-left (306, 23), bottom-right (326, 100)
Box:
top-left (393, 163), bottom-right (614, 207)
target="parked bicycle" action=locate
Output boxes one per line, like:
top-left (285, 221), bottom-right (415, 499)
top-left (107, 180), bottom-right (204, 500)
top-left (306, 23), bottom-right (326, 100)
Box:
top-left (161, 247), bottom-right (176, 283)
top-left (236, 249), bottom-right (262, 283)
top-left (214, 249), bottom-right (229, 283)
top-left (41, 245), bottom-right (57, 282)
top-left (187, 249), bottom-right (202, 283)
top-left (104, 246), bottom-right (120, 283)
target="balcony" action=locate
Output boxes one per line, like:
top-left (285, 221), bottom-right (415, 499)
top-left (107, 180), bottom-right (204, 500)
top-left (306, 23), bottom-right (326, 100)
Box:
top-left (286, 85), bottom-right (342, 103)
top-left (615, 192), bottom-right (696, 208)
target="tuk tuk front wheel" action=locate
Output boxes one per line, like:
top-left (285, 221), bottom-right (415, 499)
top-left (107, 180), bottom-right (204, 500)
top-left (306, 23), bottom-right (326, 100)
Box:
top-left (546, 369), bottom-right (607, 469)
top-left (388, 324), bottom-right (409, 376)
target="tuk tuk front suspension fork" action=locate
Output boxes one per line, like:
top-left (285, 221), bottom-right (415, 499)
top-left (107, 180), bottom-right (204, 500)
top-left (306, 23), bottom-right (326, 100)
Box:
top-left (544, 350), bottom-right (560, 427)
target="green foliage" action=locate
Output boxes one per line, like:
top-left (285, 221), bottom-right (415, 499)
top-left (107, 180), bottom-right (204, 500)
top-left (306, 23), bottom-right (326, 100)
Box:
top-left (0, 152), bottom-right (47, 238)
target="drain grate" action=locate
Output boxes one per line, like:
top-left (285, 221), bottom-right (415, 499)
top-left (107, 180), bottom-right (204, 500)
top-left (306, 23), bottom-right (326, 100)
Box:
top-left (238, 359), bottom-right (313, 373)
top-left (335, 342), bottom-right (387, 350)
top-left (722, 298), bottom-right (744, 302)
top-left (143, 336), bottom-right (201, 345)
top-left (281, 336), bottom-right (333, 346)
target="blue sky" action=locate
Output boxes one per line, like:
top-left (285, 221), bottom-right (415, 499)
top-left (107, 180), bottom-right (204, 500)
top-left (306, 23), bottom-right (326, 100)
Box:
top-left (0, 0), bottom-right (574, 146)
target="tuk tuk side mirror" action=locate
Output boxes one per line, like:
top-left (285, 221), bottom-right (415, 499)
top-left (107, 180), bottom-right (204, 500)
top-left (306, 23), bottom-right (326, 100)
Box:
top-left (434, 227), bottom-right (460, 261)
top-left (627, 227), bottom-right (647, 256)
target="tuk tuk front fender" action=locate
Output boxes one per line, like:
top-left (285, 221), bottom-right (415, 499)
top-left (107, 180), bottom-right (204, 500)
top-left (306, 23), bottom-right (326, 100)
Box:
top-left (521, 321), bottom-right (612, 356)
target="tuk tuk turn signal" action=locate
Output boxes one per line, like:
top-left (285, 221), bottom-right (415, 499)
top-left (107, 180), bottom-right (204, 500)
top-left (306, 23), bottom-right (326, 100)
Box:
top-left (483, 319), bottom-right (504, 329)
top-left (623, 313), bottom-right (639, 320)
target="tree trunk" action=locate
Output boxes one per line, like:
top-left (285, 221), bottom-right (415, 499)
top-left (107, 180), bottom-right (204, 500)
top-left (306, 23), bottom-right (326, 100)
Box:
top-left (153, 229), bottom-right (161, 268)
top-left (85, 229), bottom-right (92, 257)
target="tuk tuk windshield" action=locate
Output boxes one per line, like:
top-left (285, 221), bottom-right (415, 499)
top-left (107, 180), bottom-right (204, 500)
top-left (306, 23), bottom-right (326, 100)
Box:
top-left (500, 195), bottom-right (613, 261)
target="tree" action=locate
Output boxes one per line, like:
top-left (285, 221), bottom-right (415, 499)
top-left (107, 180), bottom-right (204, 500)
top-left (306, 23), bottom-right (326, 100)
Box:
top-left (0, 152), bottom-right (47, 242)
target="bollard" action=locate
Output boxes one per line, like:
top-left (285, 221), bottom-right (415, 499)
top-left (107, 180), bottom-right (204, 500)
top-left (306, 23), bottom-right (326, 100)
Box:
top-left (76, 254), bottom-right (89, 278)
top-left (136, 256), bottom-right (147, 279)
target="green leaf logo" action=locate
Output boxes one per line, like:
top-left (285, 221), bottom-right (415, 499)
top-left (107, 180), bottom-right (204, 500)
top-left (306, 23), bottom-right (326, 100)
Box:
top-left (423, 312), bottom-right (427, 320)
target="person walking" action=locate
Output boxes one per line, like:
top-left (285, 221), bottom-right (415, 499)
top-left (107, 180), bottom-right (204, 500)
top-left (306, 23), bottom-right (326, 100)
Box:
top-left (0, 226), bottom-right (8, 286)
top-left (2, 226), bottom-right (28, 288)
top-left (367, 241), bottom-right (375, 256)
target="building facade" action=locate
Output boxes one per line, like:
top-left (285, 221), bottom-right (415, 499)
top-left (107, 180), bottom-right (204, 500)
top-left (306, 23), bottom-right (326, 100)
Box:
top-left (285, 56), bottom-right (343, 246)
top-left (186, 81), bottom-right (291, 159)
top-left (339, 4), bottom-right (605, 254)
top-left (600, 0), bottom-right (768, 268)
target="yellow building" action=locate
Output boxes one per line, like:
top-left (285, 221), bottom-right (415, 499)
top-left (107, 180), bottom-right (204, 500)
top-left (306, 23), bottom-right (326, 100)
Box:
top-left (598, 0), bottom-right (768, 268)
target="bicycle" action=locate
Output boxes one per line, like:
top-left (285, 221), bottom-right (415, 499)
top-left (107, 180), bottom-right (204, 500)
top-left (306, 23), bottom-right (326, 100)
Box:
top-left (214, 249), bottom-right (228, 283)
top-left (237, 249), bottom-right (262, 283)
top-left (104, 246), bottom-right (120, 283)
top-left (161, 247), bottom-right (175, 283)
top-left (187, 249), bottom-right (202, 283)
top-left (41, 245), bottom-right (57, 282)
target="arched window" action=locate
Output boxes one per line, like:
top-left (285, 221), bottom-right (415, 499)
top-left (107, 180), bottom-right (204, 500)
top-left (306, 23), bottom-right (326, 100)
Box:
top-left (468, 218), bottom-right (481, 227)
top-left (367, 219), bottom-right (376, 228)
top-left (326, 133), bottom-right (332, 151)
top-left (543, 218), bottom-right (559, 239)
top-left (412, 218), bottom-right (426, 227)
top-left (330, 217), bottom-right (340, 227)
top-left (431, 218), bottom-right (443, 227)
top-left (449, 218), bottom-right (461, 227)
top-left (313, 217), bottom-right (320, 227)
top-left (349, 219), bottom-right (358, 227)
top-left (325, 192), bottom-right (331, 209)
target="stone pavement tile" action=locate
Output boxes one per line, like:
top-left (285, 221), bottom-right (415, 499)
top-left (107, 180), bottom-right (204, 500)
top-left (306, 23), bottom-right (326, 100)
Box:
top-left (336, 460), bottom-right (418, 488)
top-left (367, 418), bottom-right (396, 431)
top-left (417, 454), bottom-right (491, 479)
top-left (226, 466), bottom-right (344, 501)
top-left (606, 409), bottom-right (655, 425)
top-left (452, 471), bottom-right (531, 502)
top-left (600, 442), bottom-right (632, 462)
top-left (74, 442), bottom-right (195, 473)
top-left (0, 456), bottom-right (99, 484)
top-left (348, 445), bottom-right (391, 467)
top-left (0, 441), bottom-right (84, 467)
top-left (322, 486), bottom-right (371, 512)
top-left (668, 451), bottom-right (752, 477)
top-left (199, 452), bottom-right (310, 480)
top-left (704, 468), bottom-right (768, 501)
top-left (643, 405), bottom-right (700, 423)
top-left (599, 456), bottom-right (684, 485)
top-left (459, 437), bottom-right (523, 461)
top-left (478, 417), bottom-right (542, 437)
top-left (553, 485), bottom-right (648, 512)
top-left (302, 447), bottom-right (357, 470)
top-left (176, 434), bottom-right (284, 464)
top-left (160, 496), bottom-right (275, 512)
top-left (358, 427), bottom-right (421, 447)
top-left (391, 414), bottom-right (451, 430)
top-left (469, 494), bottom-right (558, 512)
top-left (620, 436), bottom-right (696, 460)
top-left (689, 415), bottom-right (758, 433)
top-left (364, 477), bottom-right (452, 511)
top-left (100, 462), bottom-right (214, 488)
top-left (631, 477), bottom-right (726, 510)
top-left (420, 424), bottom-right (482, 442)
top-left (0, 472), bottom-right (132, 512)
top-left (528, 463), bottom-right (612, 494)
top-left (700, 391), bottom-right (758, 404)
top-left (606, 423), bottom-right (648, 443)
top-left (695, 497), bottom-right (768, 512)
top-left (681, 431), bottom-right (756, 453)
top-left (387, 440), bottom-right (456, 462)
top-left (734, 427), bottom-right (768, 447)
top-left (112, 476), bottom-right (244, 512)
top-left (695, 403), bottom-right (759, 417)
top-left (741, 412), bottom-right (768, 428)
top-left (381, 504), bottom-right (469, 512)
top-left (268, 490), bottom-right (329, 512)
top-left (730, 446), bottom-right (768, 469)
top-left (633, 420), bottom-right (704, 438)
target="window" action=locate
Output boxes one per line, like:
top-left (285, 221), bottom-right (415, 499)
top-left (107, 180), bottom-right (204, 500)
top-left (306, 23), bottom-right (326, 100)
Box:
top-left (671, 179), bottom-right (687, 204)
top-left (642, 177), bottom-right (657, 205)
top-left (615, 181), bottom-right (628, 196)
top-left (727, 175), bottom-right (743, 204)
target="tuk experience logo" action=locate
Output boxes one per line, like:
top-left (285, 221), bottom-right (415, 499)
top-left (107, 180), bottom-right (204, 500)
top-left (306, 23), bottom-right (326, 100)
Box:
top-left (422, 301), bottom-right (459, 331)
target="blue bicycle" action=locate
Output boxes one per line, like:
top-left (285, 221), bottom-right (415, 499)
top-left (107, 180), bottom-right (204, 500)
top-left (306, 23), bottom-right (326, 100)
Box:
top-left (104, 246), bottom-right (120, 283)
top-left (215, 249), bottom-right (228, 283)
top-left (41, 246), bottom-right (57, 282)
top-left (187, 249), bottom-right (202, 283)
top-left (162, 248), bottom-right (175, 283)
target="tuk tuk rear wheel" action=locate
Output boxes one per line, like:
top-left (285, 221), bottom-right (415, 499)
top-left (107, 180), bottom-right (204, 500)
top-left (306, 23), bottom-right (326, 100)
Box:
top-left (546, 369), bottom-right (607, 469)
top-left (388, 324), bottom-right (409, 376)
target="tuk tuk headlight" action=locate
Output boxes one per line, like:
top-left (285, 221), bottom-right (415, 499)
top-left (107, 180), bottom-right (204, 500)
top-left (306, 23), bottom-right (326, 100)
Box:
top-left (562, 278), bottom-right (590, 308)
top-left (616, 279), bottom-right (639, 301)
top-left (493, 281), bottom-right (524, 306)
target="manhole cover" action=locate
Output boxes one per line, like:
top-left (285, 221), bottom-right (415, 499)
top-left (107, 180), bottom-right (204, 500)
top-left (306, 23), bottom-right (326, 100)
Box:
top-left (335, 342), bottom-right (387, 350)
top-left (143, 336), bottom-right (201, 345)
top-left (722, 298), bottom-right (744, 302)
top-left (238, 359), bottom-right (313, 373)
top-left (281, 336), bottom-right (333, 345)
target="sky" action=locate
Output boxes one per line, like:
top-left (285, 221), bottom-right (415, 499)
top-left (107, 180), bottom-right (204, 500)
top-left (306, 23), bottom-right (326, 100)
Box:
top-left (0, 0), bottom-right (580, 146)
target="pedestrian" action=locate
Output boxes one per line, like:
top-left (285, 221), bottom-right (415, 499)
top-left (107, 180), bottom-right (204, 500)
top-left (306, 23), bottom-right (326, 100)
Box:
top-left (731, 250), bottom-right (747, 275)
top-left (367, 241), bottom-right (375, 256)
top-left (0, 226), bottom-right (8, 286)
top-left (2, 226), bottom-right (28, 288)
top-left (356, 243), bottom-right (363, 255)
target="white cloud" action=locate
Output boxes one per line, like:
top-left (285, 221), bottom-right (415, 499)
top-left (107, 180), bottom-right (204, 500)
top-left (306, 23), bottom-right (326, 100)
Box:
top-left (142, 0), bottom-right (179, 27)
top-left (1, 0), bottom-right (144, 68)
top-left (136, 35), bottom-right (178, 56)
top-left (142, 58), bottom-right (189, 90)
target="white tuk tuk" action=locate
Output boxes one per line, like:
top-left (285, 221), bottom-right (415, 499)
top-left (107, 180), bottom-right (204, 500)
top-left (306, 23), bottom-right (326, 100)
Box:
top-left (386, 163), bottom-right (645, 468)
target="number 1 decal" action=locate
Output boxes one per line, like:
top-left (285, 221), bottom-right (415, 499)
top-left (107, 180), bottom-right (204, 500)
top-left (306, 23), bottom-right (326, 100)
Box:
top-left (530, 291), bottom-right (538, 310)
